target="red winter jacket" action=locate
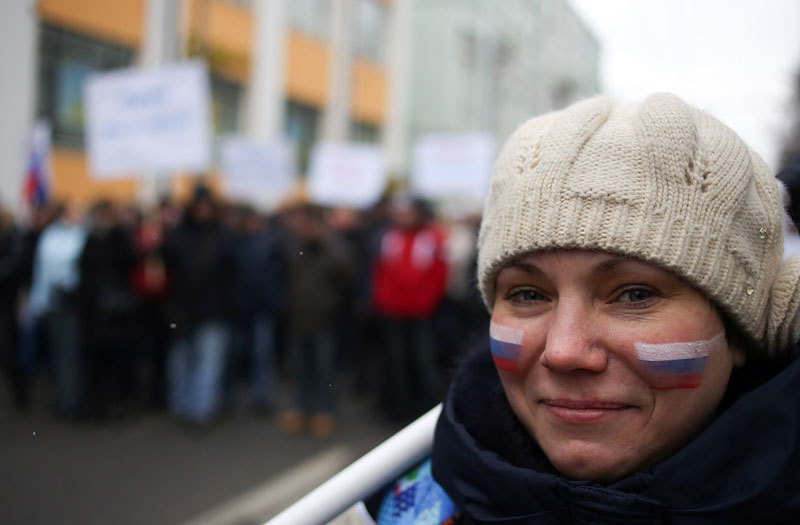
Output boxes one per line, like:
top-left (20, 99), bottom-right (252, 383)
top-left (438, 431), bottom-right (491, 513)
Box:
top-left (372, 224), bottom-right (448, 317)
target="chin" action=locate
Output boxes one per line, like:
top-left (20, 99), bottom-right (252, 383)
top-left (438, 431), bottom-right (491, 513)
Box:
top-left (547, 447), bottom-right (633, 483)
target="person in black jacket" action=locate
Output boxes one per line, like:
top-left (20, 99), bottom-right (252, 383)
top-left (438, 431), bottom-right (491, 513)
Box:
top-left (279, 202), bottom-right (353, 437)
top-left (0, 203), bottom-right (23, 409)
top-left (374, 94), bottom-right (800, 523)
top-left (226, 206), bottom-right (285, 413)
top-left (78, 200), bottom-right (138, 418)
top-left (164, 186), bottom-right (234, 425)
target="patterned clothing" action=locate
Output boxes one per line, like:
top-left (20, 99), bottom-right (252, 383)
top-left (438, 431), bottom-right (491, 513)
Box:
top-left (377, 458), bottom-right (461, 525)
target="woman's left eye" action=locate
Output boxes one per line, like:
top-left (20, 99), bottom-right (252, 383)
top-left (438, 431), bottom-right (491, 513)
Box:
top-left (617, 288), bottom-right (654, 304)
top-left (508, 288), bottom-right (546, 303)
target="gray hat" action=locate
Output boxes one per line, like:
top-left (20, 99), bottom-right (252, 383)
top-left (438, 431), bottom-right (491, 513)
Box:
top-left (478, 93), bottom-right (800, 353)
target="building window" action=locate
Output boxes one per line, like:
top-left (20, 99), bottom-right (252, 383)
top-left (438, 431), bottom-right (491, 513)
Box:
top-left (36, 23), bottom-right (135, 148)
top-left (284, 100), bottom-right (320, 174)
top-left (350, 120), bottom-right (379, 143)
top-left (211, 75), bottom-right (242, 136)
top-left (353, 0), bottom-right (387, 63)
top-left (288, 0), bottom-right (331, 41)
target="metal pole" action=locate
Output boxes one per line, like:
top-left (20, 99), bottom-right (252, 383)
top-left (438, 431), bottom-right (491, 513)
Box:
top-left (265, 403), bottom-right (442, 525)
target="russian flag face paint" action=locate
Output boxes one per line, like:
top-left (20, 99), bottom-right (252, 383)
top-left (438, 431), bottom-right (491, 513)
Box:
top-left (634, 333), bottom-right (724, 390)
top-left (490, 322), bottom-right (523, 373)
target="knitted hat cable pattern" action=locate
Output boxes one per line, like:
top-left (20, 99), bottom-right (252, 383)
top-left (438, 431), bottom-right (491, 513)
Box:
top-left (478, 93), bottom-right (800, 354)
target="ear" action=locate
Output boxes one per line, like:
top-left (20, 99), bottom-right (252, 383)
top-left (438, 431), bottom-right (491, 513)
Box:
top-left (730, 345), bottom-right (747, 368)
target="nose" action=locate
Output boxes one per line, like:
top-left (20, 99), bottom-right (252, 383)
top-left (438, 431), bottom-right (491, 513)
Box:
top-left (541, 300), bottom-right (608, 373)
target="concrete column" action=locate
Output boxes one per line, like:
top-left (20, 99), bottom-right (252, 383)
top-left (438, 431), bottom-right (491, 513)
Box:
top-left (321, 0), bottom-right (354, 141)
top-left (246, 0), bottom-right (288, 141)
top-left (141, 0), bottom-right (182, 66)
top-left (382, 0), bottom-right (412, 176)
top-left (0, 0), bottom-right (38, 213)
top-left (139, 0), bottom-right (184, 204)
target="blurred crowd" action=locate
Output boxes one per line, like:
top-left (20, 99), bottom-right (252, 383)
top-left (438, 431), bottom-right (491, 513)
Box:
top-left (0, 185), bottom-right (489, 437)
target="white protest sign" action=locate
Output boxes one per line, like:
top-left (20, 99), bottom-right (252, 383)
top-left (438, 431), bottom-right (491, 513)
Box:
top-left (411, 134), bottom-right (495, 205)
top-left (220, 136), bottom-right (297, 210)
top-left (308, 142), bottom-right (387, 209)
top-left (85, 60), bottom-right (212, 178)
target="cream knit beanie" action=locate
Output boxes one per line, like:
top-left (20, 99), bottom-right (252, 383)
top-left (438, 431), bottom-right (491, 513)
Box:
top-left (478, 93), bottom-right (800, 354)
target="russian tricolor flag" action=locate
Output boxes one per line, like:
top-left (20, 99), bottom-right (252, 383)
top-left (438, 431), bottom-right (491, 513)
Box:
top-left (490, 322), bottom-right (523, 373)
top-left (23, 121), bottom-right (51, 208)
top-left (634, 334), bottom-right (723, 390)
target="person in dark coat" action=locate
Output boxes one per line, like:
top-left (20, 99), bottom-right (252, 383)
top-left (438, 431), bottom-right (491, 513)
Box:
top-left (777, 155), bottom-right (800, 227)
top-left (78, 200), bottom-right (138, 418)
top-left (370, 94), bottom-right (800, 523)
top-left (0, 203), bottom-right (23, 409)
top-left (163, 186), bottom-right (234, 425)
top-left (279, 202), bottom-right (353, 437)
top-left (130, 204), bottom-right (173, 408)
top-left (227, 206), bottom-right (285, 412)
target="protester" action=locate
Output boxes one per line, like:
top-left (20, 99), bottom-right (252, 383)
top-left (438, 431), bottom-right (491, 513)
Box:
top-left (28, 201), bottom-right (88, 418)
top-left (776, 157), bottom-right (800, 258)
top-left (163, 186), bottom-right (234, 425)
top-left (227, 206), bottom-right (285, 414)
top-left (436, 212), bottom-right (488, 381)
top-left (280, 202), bottom-right (353, 437)
top-left (325, 207), bottom-right (372, 386)
top-left (376, 94), bottom-right (800, 522)
top-left (0, 202), bottom-right (23, 408)
top-left (78, 201), bottom-right (139, 418)
top-left (350, 197), bottom-right (392, 398)
top-left (14, 203), bottom-right (58, 410)
top-left (371, 196), bottom-right (448, 419)
top-left (131, 205), bottom-right (172, 408)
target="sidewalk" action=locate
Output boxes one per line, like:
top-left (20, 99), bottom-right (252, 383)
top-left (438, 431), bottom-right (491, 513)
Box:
top-left (0, 384), bottom-right (404, 525)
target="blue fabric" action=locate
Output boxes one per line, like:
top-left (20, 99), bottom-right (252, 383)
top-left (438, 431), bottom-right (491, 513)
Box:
top-left (250, 314), bottom-right (276, 406)
top-left (29, 221), bottom-right (87, 317)
top-left (377, 458), bottom-right (461, 525)
top-left (168, 321), bottom-right (229, 423)
top-left (46, 307), bottom-right (82, 415)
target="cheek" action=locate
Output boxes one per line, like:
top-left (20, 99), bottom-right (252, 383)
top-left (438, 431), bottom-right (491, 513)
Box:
top-left (632, 333), bottom-right (725, 391)
top-left (489, 322), bottom-right (524, 374)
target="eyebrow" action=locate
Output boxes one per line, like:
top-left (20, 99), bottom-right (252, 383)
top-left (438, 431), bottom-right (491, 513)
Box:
top-left (593, 256), bottom-right (630, 274)
top-left (506, 259), bottom-right (543, 275)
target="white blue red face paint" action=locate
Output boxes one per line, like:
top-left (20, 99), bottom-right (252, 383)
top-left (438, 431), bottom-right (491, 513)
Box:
top-left (634, 333), bottom-right (724, 390)
top-left (490, 322), bottom-right (523, 373)
top-left (490, 320), bottom-right (723, 389)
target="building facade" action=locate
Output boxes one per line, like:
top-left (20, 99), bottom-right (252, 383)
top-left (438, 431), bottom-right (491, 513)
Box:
top-left (1, 0), bottom-right (398, 207)
top-left (0, 0), bottom-right (597, 210)
top-left (407, 0), bottom-right (599, 153)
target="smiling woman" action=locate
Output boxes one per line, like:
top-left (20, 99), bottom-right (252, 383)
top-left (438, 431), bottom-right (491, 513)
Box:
top-left (394, 93), bottom-right (800, 524)
top-left (492, 250), bottom-right (743, 483)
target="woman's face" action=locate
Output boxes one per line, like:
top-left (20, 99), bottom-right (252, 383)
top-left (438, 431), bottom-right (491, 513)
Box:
top-left (491, 250), bottom-right (744, 482)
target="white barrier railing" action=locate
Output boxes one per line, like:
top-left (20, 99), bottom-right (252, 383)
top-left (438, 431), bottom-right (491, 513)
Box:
top-left (265, 403), bottom-right (443, 525)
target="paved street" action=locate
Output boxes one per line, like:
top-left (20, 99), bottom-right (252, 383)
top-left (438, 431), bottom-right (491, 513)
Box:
top-left (0, 382), bottom-right (405, 525)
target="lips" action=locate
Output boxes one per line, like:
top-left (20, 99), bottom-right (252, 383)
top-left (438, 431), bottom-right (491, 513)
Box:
top-left (541, 399), bottom-right (633, 423)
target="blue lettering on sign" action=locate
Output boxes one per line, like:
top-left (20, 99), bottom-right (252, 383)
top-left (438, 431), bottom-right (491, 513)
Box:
top-left (120, 86), bottom-right (167, 108)
top-left (99, 111), bottom-right (191, 140)
top-left (148, 111), bottom-right (190, 133)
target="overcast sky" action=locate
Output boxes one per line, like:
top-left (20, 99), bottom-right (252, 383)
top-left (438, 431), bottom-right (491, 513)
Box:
top-left (567, 0), bottom-right (800, 170)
